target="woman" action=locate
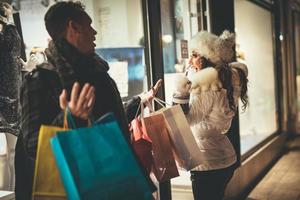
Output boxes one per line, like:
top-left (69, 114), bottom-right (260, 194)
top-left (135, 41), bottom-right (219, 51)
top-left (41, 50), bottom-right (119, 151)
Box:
top-left (173, 30), bottom-right (248, 200)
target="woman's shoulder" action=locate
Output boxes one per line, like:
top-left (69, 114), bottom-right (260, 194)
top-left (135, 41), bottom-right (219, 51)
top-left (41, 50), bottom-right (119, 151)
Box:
top-left (229, 62), bottom-right (248, 76)
top-left (229, 62), bottom-right (248, 86)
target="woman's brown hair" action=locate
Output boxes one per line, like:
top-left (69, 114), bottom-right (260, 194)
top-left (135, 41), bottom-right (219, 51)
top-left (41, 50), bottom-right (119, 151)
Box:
top-left (200, 56), bottom-right (248, 111)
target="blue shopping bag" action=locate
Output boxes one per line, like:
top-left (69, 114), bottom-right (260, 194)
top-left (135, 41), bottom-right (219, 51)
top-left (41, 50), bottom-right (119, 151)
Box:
top-left (50, 113), bottom-right (153, 200)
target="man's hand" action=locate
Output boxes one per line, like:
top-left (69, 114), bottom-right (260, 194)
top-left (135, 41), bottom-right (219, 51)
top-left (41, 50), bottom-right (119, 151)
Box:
top-left (139, 79), bottom-right (162, 103)
top-left (59, 82), bottom-right (95, 120)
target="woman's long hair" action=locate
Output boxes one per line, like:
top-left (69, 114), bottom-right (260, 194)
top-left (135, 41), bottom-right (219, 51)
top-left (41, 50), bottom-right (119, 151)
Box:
top-left (235, 67), bottom-right (248, 111)
top-left (200, 56), bottom-right (248, 111)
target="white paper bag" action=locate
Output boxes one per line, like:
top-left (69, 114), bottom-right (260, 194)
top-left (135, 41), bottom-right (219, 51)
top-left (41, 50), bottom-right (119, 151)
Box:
top-left (158, 105), bottom-right (203, 170)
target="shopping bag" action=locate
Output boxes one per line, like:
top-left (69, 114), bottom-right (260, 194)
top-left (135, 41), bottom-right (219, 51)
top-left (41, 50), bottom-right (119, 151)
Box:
top-left (142, 113), bottom-right (179, 182)
top-left (161, 104), bottom-right (203, 170)
top-left (32, 125), bottom-right (67, 200)
top-left (50, 113), bottom-right (153, 200)
top-left (153, 98), bottom-right (203, 170)
top-left (131, 117), bottom-right (153, 174)
top-left (32, 109), bottom-right (72, 200)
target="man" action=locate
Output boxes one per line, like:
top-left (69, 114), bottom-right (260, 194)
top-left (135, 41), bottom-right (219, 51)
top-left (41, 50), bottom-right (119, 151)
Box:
top-left (15, 1), bottom-right (161, 199)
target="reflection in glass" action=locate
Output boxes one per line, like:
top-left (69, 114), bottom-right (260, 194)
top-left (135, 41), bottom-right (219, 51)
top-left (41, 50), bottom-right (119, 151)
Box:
top-left (160, 0), bottom-right (202, 198)
top-left (235, 0), bottom-right (278, 154)
top-left (293, 12), bottom-right (300, 127)
top-left (19, 0), bottom-right (147, 100)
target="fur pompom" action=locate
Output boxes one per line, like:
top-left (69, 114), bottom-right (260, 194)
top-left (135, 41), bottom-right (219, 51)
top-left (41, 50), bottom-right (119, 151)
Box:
top-left (219, 30), bottom-right (235, 45)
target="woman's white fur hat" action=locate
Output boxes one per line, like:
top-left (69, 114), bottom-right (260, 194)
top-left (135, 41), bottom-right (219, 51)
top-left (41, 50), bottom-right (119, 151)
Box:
top-left (190, 30), bottom-right (235, 65)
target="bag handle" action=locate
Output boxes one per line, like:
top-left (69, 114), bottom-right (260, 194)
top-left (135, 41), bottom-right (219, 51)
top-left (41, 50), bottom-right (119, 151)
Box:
top-left (134, 103), bottom-right (142, 119)
top-left (63, 107), bottom-right (77, 129)
top-left (63, 108), bottom-right (69, 130)
top-left (134, 99), bottom-right (154, 120)
top-left (153, 97), bottom-right (172, 107)
top-left (63, 107), bottom-right (92, 129)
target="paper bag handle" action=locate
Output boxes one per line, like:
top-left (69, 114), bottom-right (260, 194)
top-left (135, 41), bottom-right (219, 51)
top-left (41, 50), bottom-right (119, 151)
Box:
top-left (153, 97), bottom-right (172, 107)
top-left (63, 107), bottom-right (78, 129)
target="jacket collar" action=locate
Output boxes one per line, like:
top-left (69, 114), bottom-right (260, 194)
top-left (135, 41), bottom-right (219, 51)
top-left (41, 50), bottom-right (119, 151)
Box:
top-left (43, 38), bottom-right (109, 73)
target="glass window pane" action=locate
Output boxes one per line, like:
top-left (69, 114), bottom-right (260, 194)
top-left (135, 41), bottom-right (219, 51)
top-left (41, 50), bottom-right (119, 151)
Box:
top-left (19, 0), bottom-right (147, 100)
top-left (294, 12), bottom-right (300, 126)
top-left (234, 0), bottom-right (278, 154)
top-left (160, 0), bottom-right (202, 198)
top-left (19, 1), bottom-right (50, 54)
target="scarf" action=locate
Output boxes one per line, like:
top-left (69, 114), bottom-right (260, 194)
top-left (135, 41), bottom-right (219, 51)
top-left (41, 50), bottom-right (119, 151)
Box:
top-left (43, 38), bottom-right (109, 91)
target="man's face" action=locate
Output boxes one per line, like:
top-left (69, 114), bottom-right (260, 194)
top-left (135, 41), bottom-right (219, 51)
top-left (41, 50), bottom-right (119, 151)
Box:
top-left (74, 14), bottom-right (97, 55)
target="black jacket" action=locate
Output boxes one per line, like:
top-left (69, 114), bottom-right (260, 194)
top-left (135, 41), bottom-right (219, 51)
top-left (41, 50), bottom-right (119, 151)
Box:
top-left (15, 39), bottom-right (141, 199)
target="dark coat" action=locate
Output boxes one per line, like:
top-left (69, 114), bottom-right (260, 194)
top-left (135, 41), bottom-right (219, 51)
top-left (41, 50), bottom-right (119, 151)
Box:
top-left (15, 39), bottom-right (141, 200)
top-left (0, 23), bottom-right (22, 135)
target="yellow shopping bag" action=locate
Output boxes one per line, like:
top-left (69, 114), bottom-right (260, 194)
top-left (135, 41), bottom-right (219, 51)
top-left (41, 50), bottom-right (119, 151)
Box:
top-left (32, 125), bottom-right (67, 200)
top-left (32, 111), bottom-right (70, 200)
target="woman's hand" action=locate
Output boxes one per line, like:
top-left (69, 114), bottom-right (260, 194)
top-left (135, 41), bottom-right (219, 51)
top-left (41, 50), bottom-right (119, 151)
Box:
top-left (20, 54), bottom-right (40, 72)
top-left (139, 79), bottom-right (162, 103)
top-left (59, 82), bottom-right (95, 120)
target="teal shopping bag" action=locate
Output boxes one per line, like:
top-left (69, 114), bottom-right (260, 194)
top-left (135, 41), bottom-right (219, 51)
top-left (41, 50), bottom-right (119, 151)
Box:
top-left (50, 113), bottom-right (153, 200)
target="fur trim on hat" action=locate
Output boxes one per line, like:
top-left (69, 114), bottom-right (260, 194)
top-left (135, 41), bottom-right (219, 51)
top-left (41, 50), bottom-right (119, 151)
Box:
top-left (190, 30), bottom-right (235, 65)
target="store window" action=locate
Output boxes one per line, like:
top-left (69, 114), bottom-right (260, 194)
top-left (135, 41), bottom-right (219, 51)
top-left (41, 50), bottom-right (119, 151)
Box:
top-left (159, 0), bottom-right (204, 198)
top-left (162, 0), bottom-right (203, 105)
top-left (293, 12), bottom-right (300, 126)
top-left (18, 0), bottom-right (147, 100)
top-left (234, 0), bottom-right (278, 154)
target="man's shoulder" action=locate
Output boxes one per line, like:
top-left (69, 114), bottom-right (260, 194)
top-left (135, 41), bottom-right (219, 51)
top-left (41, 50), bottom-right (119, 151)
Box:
top-left (4, 23), bottom-right (17, 29)
top-left (23, 64), bottom-right (61, 92)
top-left (22, 64), bottom-right (62, 97)
top-left (3, 23), bottom-right (18, 33)
top-left (24, 63), bottom-right (58, 81)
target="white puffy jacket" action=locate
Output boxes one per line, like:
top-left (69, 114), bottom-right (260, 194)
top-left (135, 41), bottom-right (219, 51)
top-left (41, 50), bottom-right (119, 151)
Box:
top-left (174, 62), bottom-right (247, 171)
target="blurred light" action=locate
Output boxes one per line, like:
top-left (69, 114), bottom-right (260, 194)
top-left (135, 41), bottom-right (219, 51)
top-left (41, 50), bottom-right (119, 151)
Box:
top-left (279, 34), bottom-right (284, 41)
top-left (162, 35), bottom-right (173, 44)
